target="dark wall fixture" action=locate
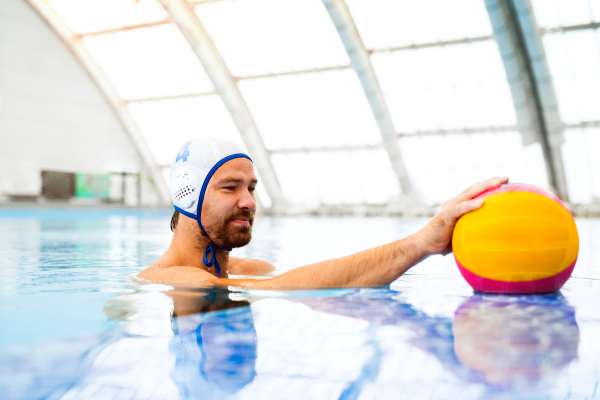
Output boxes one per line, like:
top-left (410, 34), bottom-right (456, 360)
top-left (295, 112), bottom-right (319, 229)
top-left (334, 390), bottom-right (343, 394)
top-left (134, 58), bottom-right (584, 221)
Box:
top-left (41, 171), bottom-right (75, 200)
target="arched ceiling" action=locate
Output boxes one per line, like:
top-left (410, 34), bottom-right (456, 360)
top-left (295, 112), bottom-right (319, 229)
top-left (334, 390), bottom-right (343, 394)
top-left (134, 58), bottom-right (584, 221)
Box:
top-left (26, 0), bottom-right (600, 209)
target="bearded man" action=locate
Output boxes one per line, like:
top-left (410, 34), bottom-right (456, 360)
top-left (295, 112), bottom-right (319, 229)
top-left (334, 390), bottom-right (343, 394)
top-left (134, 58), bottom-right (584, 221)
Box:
top-left (138, 138), bottom-right (508, 289)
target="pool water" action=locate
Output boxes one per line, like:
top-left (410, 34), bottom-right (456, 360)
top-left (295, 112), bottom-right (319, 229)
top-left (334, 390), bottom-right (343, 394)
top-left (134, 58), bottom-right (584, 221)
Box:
top-left (1, 211), bottom-right (599, 399)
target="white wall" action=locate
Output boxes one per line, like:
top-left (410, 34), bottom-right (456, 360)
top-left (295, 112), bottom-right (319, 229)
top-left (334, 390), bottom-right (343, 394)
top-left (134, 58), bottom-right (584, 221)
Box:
top-left (0, 0), bottom-right (145, 198)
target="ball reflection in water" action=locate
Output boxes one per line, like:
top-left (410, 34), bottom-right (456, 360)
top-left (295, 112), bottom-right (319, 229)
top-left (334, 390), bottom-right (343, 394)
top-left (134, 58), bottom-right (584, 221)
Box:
top-left (453, 295), bottom-right (579, 387)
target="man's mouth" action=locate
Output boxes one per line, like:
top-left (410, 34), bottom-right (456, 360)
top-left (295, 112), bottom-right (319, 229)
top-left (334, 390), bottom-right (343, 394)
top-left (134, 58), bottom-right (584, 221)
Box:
top-left (231, 217), bottom-right (251, 226)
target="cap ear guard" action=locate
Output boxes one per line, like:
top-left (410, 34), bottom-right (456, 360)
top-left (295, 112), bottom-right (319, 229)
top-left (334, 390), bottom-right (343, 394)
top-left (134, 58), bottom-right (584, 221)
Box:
top-left (171, 169), bottom-right (198, 211)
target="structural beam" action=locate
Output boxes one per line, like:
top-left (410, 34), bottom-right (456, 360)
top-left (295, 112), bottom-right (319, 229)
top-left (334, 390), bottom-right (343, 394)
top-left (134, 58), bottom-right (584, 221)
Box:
top-left (124, 91), bottom-right (217, 103)
top-left (567, 120), bottom-right (600, 129)
top-left (236, 65), bottom-right (351, 81)
top-left (27, 0), bottom-right (172, 205)
top-left (322, 0), bottom-right (415, 196)
top-left (267, 120), bottom-right (600, 154)
top-left (268, 125), bottom-right (521, 154)
top-left (485, 0), bottom-right (569, 200)
top-left (157, 0), bottom-right (286, 209)
top-left (541, 21), bottom-right (600, 35)
top-left (188, 0), bottom-right (229, 5)
top-left (76, 19), bottom-right (170, 38)
top-left (270, 144), bottom-right (383, 154)
top-left (398, 125), bottom-right (519, 137)
top-left (371, 35), bottom-right (494, 54)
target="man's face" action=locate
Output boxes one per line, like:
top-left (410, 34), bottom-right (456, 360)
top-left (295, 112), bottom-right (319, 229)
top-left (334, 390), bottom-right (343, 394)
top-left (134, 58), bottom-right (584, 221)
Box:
top-left (200, 158), bottom-right (257, 249)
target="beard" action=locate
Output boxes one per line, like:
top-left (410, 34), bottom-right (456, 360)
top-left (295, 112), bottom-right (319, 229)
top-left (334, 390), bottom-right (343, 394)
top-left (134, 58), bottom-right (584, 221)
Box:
top-left (201, 209), bottom-right (254, 249)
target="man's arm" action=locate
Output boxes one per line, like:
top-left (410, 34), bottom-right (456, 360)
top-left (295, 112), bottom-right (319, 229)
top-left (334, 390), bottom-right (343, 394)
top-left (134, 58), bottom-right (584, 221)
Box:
top-left (146, 177), bottom-right (508, 289)
top-left (246, 234), bottom-right (423, 289)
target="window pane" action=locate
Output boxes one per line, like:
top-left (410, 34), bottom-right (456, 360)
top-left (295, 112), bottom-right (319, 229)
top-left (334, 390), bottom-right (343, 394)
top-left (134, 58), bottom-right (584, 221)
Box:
top-left (271, 149), bottom-right (399, 205)
top-left (562, 127), bottom-right (600, 204)
top-left (399, 132), bottom-right (548, 205)
top-left (353, 149), bottom-right (401, 203)
top-left (543, 30), bottom-right (600, 124)
top-left (82, 25), bottom-right (213, 100)
top-left (531, 0), bottom-right (600, 28)
top-left (271, 153), bottom-right (321, 205)
top-left (195, 0), bottom-right (349, 76)
top-left (127, 95), bottom-right (243, 166)
top-left (47, 0), bottom-right (167, 34)
top-left (346, 0), bottom-right (492, 50)
top-left (161, 167), bottom-right (171, 190)
top-left (239, 70), bottom-right (381, 150)
top-left (372, 41), bottom-right (516, 133)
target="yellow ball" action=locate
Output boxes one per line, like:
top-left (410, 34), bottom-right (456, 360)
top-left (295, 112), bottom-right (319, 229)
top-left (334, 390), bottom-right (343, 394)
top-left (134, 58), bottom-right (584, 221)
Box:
top-left (452, 184), bottom-right (578, 293)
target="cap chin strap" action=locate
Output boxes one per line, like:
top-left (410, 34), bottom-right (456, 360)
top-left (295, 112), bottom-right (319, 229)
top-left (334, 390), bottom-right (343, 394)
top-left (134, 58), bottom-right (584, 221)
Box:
top-left (174, 206), bottom-right (230, 275)
top-left (202, 242), bottom-right (230, 274)
top-left (174, 153), bottom-right (252, 275)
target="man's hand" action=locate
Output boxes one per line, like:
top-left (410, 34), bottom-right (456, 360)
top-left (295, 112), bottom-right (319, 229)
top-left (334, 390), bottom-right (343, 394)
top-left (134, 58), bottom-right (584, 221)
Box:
top-left (413, 177), bottom-right (509, 257)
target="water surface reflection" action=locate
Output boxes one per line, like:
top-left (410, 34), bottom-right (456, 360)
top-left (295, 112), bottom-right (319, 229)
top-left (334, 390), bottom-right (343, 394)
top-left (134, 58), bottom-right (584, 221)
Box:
top-left (102, 286), bottom-right (581, 398)
top-left (453, 294), bottom-right (579, 388)
top-left (299, 291), bottom-right (579, 392)
top-left (166, 289), bottom-right (257, 398)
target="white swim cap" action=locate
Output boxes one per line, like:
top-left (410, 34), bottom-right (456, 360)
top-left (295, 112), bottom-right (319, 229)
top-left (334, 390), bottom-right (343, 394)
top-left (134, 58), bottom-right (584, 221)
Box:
top-left (170, 137), bottom-right (252, 273)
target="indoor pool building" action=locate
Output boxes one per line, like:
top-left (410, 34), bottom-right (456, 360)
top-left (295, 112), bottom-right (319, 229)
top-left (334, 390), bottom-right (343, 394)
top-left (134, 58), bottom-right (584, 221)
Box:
top-left (1, 0), bottom-right (600, 399)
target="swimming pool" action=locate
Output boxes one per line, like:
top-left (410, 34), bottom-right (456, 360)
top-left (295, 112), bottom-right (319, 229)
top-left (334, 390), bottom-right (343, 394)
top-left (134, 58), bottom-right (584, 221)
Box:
top-left (1, 210), bottom-right (599, 399)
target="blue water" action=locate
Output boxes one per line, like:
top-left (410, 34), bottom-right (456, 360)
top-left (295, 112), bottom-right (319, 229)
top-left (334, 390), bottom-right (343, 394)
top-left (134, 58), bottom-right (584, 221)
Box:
top-left (1, 211), bottom-right (599, 400)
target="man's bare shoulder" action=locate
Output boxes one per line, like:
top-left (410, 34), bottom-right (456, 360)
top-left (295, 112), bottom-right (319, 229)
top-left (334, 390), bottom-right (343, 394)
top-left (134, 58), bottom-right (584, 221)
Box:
top-left (140, 266), bottom-right (216, 282)
top-left (137, 254), bottom-right (274, 283)
top-left (137, 257), bottom-right (216, 283)
top-left (228, 257), bottom-right (275, 276)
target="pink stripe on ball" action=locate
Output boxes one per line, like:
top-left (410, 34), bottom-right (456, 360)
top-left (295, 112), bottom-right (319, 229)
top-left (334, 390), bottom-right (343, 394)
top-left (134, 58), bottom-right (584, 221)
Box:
top-left (455, 259), bottom-right (576, 294)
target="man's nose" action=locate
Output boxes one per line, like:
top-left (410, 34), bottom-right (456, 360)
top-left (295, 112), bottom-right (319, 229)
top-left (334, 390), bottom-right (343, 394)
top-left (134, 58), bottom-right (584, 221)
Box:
top-left (238, 189), bottom-right (256, 210)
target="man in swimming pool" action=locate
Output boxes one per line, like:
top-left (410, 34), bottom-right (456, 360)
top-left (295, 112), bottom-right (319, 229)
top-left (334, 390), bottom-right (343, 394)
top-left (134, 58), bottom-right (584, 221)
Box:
top-left (138, 138), bottom-right (509, 289)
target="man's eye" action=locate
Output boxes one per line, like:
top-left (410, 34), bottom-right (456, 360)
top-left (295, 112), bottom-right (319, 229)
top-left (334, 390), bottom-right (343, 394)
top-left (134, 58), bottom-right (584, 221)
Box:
top-left (249, 187), bottom-right (256, 193)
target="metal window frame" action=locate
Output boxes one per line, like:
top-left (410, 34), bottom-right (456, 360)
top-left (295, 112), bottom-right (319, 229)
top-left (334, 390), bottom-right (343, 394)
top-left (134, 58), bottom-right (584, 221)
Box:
top-left (370, 35), bottom-right (494, 54)
top-left (76, 20), bottom-right (171, 37)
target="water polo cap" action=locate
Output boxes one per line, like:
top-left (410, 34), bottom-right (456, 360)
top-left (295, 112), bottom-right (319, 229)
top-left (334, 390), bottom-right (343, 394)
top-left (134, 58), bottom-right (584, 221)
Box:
top-left (170, 138), bottom-right (252, 274)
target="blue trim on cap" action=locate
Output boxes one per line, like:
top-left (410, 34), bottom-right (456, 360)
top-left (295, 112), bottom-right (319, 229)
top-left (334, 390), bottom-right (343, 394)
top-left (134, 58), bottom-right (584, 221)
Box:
top-left (196, 153), bottom-right (252, 237)
top-left (174, 206), bottom-right (196, 220)
top-left (173, 153), bottom-right (253, 275)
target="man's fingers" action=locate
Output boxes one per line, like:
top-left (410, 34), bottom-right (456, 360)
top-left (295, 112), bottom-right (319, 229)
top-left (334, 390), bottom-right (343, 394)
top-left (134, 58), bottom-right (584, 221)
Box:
top-left (447, 177), bottom-right (508, 207)
top-left (446, 198), bottom-right (484, 221)
top-left (465, 176), bottom-right (508, 199)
